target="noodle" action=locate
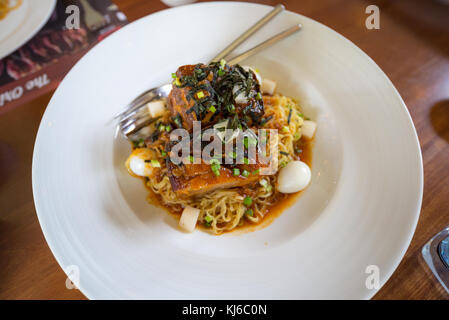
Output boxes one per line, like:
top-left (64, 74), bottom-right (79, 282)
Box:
top-left (0, 0), bottom-right (22, 20)
top-left (134, 94), bottom-right (306, 234)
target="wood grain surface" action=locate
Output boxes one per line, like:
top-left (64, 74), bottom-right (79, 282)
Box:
top-left (0, 0), bottom-right (448, 299)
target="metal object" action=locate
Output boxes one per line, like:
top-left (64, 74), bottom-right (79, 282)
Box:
top-left (210, 4), bottom-right (284, 63)
top-left (422, 226), bottom-right (449, 293)
top-left (116, 84), bottom-right (172, 137)
top-left (80, 0), bottom-right (107, 31)
top-left (117, 4), bottom-right (301, 139)
top-left (228, 24), bottom-right (302, 65)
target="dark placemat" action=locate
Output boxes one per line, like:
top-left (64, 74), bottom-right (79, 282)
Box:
top-left (0, 0), bottom-right (128, 114)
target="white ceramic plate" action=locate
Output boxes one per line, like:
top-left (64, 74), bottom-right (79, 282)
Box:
top-left (0, 0), bottom-right (56, 59)
top-left (32, 2), bottom-right (423, 299)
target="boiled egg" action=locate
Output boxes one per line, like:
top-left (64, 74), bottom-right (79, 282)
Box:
top-left (277, 161), bottom-right (311, 193)
top-left (125, 148), bottom-right (158, 177)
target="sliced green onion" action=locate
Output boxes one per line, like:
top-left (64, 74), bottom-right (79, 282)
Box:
top-left (259, 179), bottom-right (268, 187)
top-left (228, 151), bottom-right (237, 159)
top-left (159, 125), bottom-right (165, 132)
top-left (249, 137), bottom-right (258, 146)
top-left (204, 215), bottom-right (213, 223)
top-left (210, 158), bottom-right (221, 176)
top-left (150, 160), bottom-right (161, 168)
top-left (293, 132), bottom-right (301, 141)
top-left (242, 170), bottom-right (249, 177)
top-left (173, 115), bottom-right (182, 127)
top-left (266, 185), bottom-right (273, 192)
top-left (252, 169), bottom-right (260, 175)
top-left (209, 105), bottom-right (216, 113)
top-left (245, 209), bottom-right (254, 216)
top-left (161, 150), bottom-right (167, 157)
top-left (244, 136), bottom-right (257, 149)
top-left (297, 112), bottom-right (304, 118)
top-left (243, 196), bottom-right (253, 206)
top-left (197, 91), bottom-right (205, 99)
top-left (220, 59), bottom-right (226, 68)
top-left (280, 160), bottom-right (287, 168)
top-left (133, 138), bottom-right (144, 148)
top-left (282, 126), bottom-right (290, 133)
top-left (174, 77), bottom-right (181, 86)
top-left (165, 125), bottom-right (172, 132)
top-left (189, 155), bottom-right (194, 163)
top-left (233, 168), bottom-right (240, 176)
top-left (256, 92), bottom-right (262, 100)
top-left (171, 73), bottom-right (177, 79)
top-left (217, 69), bottom-right (225, 77)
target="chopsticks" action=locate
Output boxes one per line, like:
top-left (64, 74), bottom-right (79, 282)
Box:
top-left (227, 24), bottom-right (301, 65)
top-left (211, 4), bottom-right (285, 62)
top-left (210, 4), bottom-right (302, 65)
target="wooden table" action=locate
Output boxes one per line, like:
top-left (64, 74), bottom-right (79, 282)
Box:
top-left (1, 0), bottom-right (448, 300)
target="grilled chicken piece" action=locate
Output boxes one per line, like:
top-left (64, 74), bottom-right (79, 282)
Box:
top-left (168, 162), bottom-right (260, 197)
top-left (167, 156), bottom-right (268, 197)
top-left (168, 63), bottom-right (265, 132)
top-left (168, 64), bottom-right (212, 131)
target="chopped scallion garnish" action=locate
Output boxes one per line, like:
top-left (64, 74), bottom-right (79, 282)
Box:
top-left (280, 160), bottom-right (287, 168)
top-left (150, 160), bottom-right (161, 168)
top-left (210, 159), bottom-right (221, 176)
top-left (282, 126), bottom-right (290, 133)
top-left (242, 170), bottom-right (249, 177)
top-left (209, 105), bottom-right (216, 113)
top-left (233, 168), bottom-right (240, 176)
top-left (256, 92), bottom-right (262, 100)
top-left (293, 132), bottom-right (301, 141)
top-left (245, 209), bottom-right (254, 216)
top-left (243, 196), bottom-right (253, 206)
top-left (197, 91), bottom-right (205, 99)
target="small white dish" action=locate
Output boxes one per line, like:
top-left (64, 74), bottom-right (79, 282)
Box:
top-left (0, 0), bottom-right (56, 59)
top-left (32, 2), bottom-right (423, 299)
